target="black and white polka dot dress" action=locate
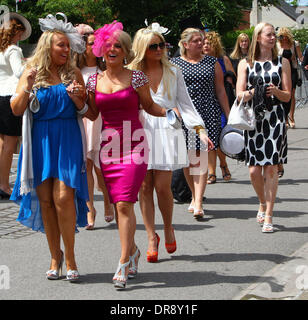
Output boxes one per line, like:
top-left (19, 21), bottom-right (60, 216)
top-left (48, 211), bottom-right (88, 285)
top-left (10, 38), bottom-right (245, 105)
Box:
top-left (244, 57), bottom-right (287, 166)
top-left (171, 56), bottom-right (221, 150)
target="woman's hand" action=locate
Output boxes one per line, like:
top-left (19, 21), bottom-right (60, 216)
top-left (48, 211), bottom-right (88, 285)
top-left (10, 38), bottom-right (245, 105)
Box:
top-left (266, 84), bottom-right (279, 97)
top-left (199, 130), bottom-right (214, 151)
top-left (25, 67), bottom-right (37, 91)
top-left (66, 80), bottom-right (86, 100)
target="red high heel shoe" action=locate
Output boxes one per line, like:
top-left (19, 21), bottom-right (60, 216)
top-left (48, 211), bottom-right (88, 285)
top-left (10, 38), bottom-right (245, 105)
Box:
top-left (165, 228), bottom-right (177, 254)
top-left (146, 233), bottom-right (160, 263)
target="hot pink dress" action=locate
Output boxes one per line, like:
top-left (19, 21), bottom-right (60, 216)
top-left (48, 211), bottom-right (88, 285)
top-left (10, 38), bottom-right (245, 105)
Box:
top-left (87, 70), bottom-right (149, 203)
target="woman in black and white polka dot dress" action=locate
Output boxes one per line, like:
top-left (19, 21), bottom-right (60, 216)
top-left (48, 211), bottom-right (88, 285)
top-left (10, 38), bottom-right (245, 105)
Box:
top-left (171, 28), bottom-right (230, 218)
top-left (237, 22), bottom-right (291, 233)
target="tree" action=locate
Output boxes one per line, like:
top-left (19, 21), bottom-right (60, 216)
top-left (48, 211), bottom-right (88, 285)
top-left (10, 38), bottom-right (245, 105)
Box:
top-left (2, 0), bottom-right (282, 46)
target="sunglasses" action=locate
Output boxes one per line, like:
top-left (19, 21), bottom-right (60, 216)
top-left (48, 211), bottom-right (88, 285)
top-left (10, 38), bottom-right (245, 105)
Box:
top-left (149, 42), bottom-right (166, 51)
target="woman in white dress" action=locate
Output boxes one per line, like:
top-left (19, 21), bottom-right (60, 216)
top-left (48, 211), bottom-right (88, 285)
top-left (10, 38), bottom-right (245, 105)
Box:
top-left (74, 24), bottom-right (114, 228)
top-left (130, 24), bottom-right (214, 262)
top-left (0, 13), bottom-right (31, 199)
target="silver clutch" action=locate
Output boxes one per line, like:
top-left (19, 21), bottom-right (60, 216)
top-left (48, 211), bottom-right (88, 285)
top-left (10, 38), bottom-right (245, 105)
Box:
top-left (166, 109), bottom-right (182, 129)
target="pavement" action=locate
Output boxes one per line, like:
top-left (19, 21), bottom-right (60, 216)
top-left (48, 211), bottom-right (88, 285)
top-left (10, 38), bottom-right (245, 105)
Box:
top-left (0, 85), bottom-right (308, 302)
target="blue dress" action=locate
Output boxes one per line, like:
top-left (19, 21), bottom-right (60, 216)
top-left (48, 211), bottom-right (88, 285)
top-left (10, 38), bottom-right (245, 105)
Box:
top-left (11, 84), bottom-right (89, 232)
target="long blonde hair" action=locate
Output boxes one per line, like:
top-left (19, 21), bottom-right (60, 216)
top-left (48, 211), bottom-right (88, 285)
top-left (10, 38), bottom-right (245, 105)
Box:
top-left (247, 22), bottom-right (278, 67)
top-left (130, 28), bottom-right (175, 99)
top-left (229, 33), bottom-right (250, 60)
top-left (26, 30), bottom-right (76, 88)
top-left (204, 31), bottom-right (224, 58)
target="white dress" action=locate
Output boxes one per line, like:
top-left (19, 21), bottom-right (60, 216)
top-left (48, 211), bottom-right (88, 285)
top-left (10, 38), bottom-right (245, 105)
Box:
top-left (82, 66), bottom-right (102, 168)
top-left (139, 66), bottom-right (205, 171)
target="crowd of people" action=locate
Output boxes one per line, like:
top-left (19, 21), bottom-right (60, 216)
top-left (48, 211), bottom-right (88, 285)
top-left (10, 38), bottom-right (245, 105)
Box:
top-left (0, 10), bottom-right (306, 290)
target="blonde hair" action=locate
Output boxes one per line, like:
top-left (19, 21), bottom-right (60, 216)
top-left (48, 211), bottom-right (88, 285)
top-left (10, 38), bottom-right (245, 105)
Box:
top-left (247, 22), bottom-right (278, 67)
top-left (117, 30), bottom-right (135, 64)
top-left (130, 28), bottom-right (175, 99)
top-left (178, 28), bottom-right (204, 57)
top-left (0, 18), bottom-right (26, 52)
top-left (229, 33), bottom-right (250, 59)
top-left (277, 27), bottom-right (293, 46)
top-left (26, 30), bottom-right (76, 88)
top-left (204, 31), bottom-right (224, 58)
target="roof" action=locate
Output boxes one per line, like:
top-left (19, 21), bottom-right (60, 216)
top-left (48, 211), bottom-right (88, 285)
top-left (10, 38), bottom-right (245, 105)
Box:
top-left (276, 0), bottom-right (301, 21)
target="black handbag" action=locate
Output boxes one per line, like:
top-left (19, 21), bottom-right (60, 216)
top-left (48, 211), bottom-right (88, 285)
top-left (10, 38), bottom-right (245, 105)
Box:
top-left (171, 168), bottom-right (192, 203)
top-left (294, 41), bottom-right (302, 87)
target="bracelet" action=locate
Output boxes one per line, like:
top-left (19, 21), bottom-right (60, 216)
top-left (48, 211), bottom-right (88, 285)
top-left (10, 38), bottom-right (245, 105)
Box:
top-left (23, 87), bottom-right (32, 94)
top-left (194, 125), bottom-right (205, 136)
top-left (76, 104), bottom-right (88, 115)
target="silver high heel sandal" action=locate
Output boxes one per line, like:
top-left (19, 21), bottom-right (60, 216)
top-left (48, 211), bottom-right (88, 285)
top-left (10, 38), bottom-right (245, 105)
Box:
top-left (256, 203), bottom-right (266, 225)
top-left (128, 247), bottom-right (141, 279)
top-left (66, 269), bottom-right (80, 281)
top-left (262, 215), bottom-right (274, 233)
top-left (113, 260), bottom-right (130, 289)
top-left (46, 251), bottom-right (64, 280)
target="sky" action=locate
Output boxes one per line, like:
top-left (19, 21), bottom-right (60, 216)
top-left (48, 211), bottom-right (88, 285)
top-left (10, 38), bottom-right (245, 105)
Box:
top-left (286, 0), bottom-right (308, 5)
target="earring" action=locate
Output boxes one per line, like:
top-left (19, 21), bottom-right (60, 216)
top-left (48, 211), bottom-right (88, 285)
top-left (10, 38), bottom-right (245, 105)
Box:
top-left (124, 57), bottom-right (127, 65)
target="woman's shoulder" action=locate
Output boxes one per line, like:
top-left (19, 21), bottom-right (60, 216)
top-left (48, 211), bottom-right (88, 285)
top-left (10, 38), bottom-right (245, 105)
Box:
top-left (4, 44), bottom-right (22, 56)
top-left (131, 69), bottom-right (149, 89)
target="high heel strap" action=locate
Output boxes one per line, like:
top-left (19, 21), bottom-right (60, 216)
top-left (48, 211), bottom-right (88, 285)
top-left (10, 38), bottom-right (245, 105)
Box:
top-left (114, 260), bottom-right (130, 281)
top-left (128, 247), bottom-right (140, 279)
top-left (129, 247), bottom-right (140, 271)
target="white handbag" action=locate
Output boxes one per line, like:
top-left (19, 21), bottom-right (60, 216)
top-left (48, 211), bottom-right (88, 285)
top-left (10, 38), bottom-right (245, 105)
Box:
top-left (166, 109), bottom-right (182, 129)
top-left (227, 95), bottom-right (255, 131)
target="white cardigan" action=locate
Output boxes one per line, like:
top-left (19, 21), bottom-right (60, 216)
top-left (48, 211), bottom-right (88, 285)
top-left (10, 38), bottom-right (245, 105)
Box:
top-left (0, 44), bottom-right (25, 96)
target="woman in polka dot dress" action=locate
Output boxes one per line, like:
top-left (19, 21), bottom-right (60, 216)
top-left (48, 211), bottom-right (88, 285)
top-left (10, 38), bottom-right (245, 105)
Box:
top-left (237, 22), bottom-right (291, 233)
top-left (171, 28), bottom-right (229, 217)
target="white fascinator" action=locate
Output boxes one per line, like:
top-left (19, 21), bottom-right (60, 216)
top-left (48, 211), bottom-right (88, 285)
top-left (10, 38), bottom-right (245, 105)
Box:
top-left (143, 19), bottom-right (170, 35)
top-left (39, 13), bottom-right (85, 53)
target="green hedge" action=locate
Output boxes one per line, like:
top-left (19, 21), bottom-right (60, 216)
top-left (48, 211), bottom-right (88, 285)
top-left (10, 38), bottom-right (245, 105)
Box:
top-left (291, 28), bottom-right (308, 52)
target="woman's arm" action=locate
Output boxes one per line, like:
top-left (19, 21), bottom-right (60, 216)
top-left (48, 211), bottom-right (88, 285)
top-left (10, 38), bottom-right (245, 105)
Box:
top-left (136, 84), bottom-right (166, 117)
top-left (86, 91), bottom-right (99, 121)
top-left (8, 46), bottom-right (25, 79)
top-left (266, 57), bottom-right (291, 102)
top-left (11, 67), bottom-right (37, 116)
top-left (236, 59), bottom-right (253, 102)
top-left (295, 41), bottom-right (303, 62)
top-left (214, 61), bottom-right (230, 118)
top-left (175, 67), bottom-right (205, 129)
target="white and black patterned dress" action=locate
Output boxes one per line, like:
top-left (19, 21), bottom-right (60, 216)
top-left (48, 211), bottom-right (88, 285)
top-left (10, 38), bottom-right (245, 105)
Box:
top-left (245, 57), bottom-right (287, 166)
top-left (171, 56), bottom-right (221, 150)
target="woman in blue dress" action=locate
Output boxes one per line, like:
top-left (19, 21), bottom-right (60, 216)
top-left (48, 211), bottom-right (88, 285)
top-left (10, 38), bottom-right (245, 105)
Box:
top-left (10, 15), bottom-right (94, 281)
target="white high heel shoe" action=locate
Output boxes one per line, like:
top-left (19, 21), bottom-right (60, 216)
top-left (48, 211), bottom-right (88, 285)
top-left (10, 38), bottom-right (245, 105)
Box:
top-left (46, 251), bottom-right (64, 280)
top-left (113, 260), bottom-right (130, 289)
top-left (256, 203), bottom-right (266, 225)
top-left (128, 247), bottom-right (140, 279)
top-left (66, 269), bottom-right (80, 281)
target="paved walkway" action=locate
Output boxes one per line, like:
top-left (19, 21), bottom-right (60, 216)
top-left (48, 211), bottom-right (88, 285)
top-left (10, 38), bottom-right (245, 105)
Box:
top-left (1, 92), bottom-right (307, 301)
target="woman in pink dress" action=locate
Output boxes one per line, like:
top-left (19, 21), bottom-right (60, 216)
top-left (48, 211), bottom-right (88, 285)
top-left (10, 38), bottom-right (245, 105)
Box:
top-left (86, 21), bottom-right (170, 289)
top-left (74, 24), bottom-right (114, 229)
